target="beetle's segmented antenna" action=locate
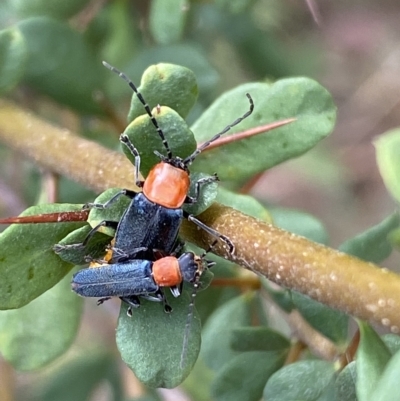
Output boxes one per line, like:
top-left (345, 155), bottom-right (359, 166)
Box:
top-left (180, 280), bottom-right (200, 370)
top-left (183, 93), bottom-right (254, 166)
top-left (180, 254), bottom-right (216, 369)
top-left (102, 61), bottom-right (172, 159)
top-left (119, 134), bottom-right (142, 187)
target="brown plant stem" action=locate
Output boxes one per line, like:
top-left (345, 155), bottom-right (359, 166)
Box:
top-left (337, 330), bottom-right (360, 369)
top-left (284, 341), bottom-right (307, 365)
top-left (181, 205), bottom-right (400, 331)
top-left (1, 99), bottom-right (400, 331)
top-left (0, 99), bottom-right (138, 193)
top-left (285, 310), bottom-right (338, 360)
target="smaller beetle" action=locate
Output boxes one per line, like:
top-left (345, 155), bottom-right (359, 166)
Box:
top-left (72, 250), bottom-right (214, 314)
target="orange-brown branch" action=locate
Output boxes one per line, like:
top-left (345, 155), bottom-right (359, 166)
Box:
top-left (1, 99), bottom-right (399, 330)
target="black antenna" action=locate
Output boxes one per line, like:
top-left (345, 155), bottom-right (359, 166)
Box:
top-left (180, 256), bottom-right (216, 369)
top-left (183, 93), bottom-right (254, 165)
top-left (119, 133), bottom-right (143, 187)
top-left (180, 279), bottom-right (200, 370)
top-left (102, 61), bottom-right (173, 159)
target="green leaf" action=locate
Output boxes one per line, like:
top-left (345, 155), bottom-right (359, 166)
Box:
top-left (95, 0), bottom-right (138, 69)
top-left (356, 321), bottom-right (392, 401)
top-left (339, 213), bottom-right (400, 263)
top-left (149, 0), bottom-right (188, 45)
top-left (126, 44), bottom-right (218, 93)
top-left (334, 362), bottom-right (357, 401)
top-left (38, 351), bottom-right (123, 401)
top-left (375, 128), bottom-right (400, 203)
top-left (0, 2), bottom-right (14, 28)
top-left (55, 225), bottom-right (112, 265)
top-left (116, 292), bottom-right (201, 388)
top-left (0, 269), bottom-right (82, 370)
top-left (17, 17), bottom-right (105, 114)
top-left (369, 348), bottom-right (400, 401)
top-left (269, 207), bottom-right (329, 244)
top-left (263, 360), bottom-right (336, 401)
top-left (291, 291), bottom-right (349, 344)
top-left (181, 357), bottom-right (214, 401)
top-left (217, 187), bottom-right (272, 222)
top-left (389, 227), bottom-right (400, 251)
top-left (191, 78), bottom-right (336, 188)
top-left (382, 333), bottom-right (400, 355)
top-left (183, 172), bottom-right (219, 216)
top-left (0, 27), bottom-right (27, 94)
top-left (0, 204), bottom-right (85, 309)
top-left (211, 351), bottom-right (286, 401)
top-left (230, 327), bottom-right (290, 352)
top-left (200, 293), bottom-right (254, 371)
top-left (193, 255), bottom-right (240, 325)
top-left (10, 0), bottom-right (91, 19)
top-left (123, 106), bottom-right (197, 177)
top-left (261, 281), bottom-right (294, 313)
top-left (127, 63), bottom-right (198, 123)
top-left (87, 188), bottom-right (131, 236)
top-left (216, 0), bottom-right (255, 14)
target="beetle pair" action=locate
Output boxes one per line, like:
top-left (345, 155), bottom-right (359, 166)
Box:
top-left (73, 244), bottom-right (215, 315)
top-left (57, 61), bottom-right (254, 312)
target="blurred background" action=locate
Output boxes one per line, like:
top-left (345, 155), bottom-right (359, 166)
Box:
top-left (0, 0), bottom-right (399, 400)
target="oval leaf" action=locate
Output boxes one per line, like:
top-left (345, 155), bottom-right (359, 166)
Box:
top-left (217, 187), bottom-right (272, 222)
top-left (123, 106), bottom-right (197, 176)
top-left (375, 128), bottom-right (400, 203)
top-left (230, 326), bottom-right (290, 352)
top-left (191, 79), bottom-right (336, 188)
top-left (334, 362), bottom-right (357, 401)
top-left (211, 351), bottom-right (286, 401)
top-left (291, 291), bottom-right (349, 344)
top-left (269, 206), bottom-right (329, 244)
top-left (339, 212), bottom-right (400, 263)
top-left (370, 348), bottom-right (400, 401)
top-left (149, 0), bottom-right (188, 45)
top-left (116, 292), bottom-right (201, 388)
top-left (0, 204), bottom-right (85, 309)
top-left (388, 227), bottom-right (400, 251)
top-left (382, 334), bottom-right (400, 355)
top-left (356, 321), bottom-right (392, 401)
top-left (263, 360), bottom-right (336, 401)
top-left (10, 0), bottom-right (91, 19)
top-left (126, 44), bottom-right (218, 93)
top-left (38, 352), bottom-right (123, 401)
top-left (0, 269), bottom-right (82, 370)
top-left (17, 17), bottom-right (105, 114)
top-left (200, 293), bottom-right (254, 371)
top-left (0, 27), bottom-right (27, 94)
top-left (261, 280), bottom-right (294, 313)
top-left (127, 63), bottom-right (198, 122)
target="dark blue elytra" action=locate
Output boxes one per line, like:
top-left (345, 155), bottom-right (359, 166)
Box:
top-left (72, 260), bottom-right (158, 298)
top-left (112, 192), bottom-right (183, 261)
